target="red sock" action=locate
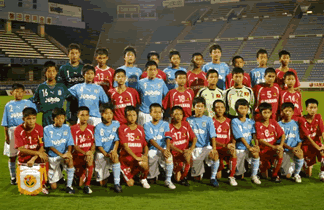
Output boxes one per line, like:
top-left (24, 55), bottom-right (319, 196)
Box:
top-left (230, 158), bottom-right (237, 177)
top-left (272, 158), bottom-right (283, 177)
top-left (180, 163), bottom-right (190, 180)
top-left (85, 166), bottom-right (93, 186)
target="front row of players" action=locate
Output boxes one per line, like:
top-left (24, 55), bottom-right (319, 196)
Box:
top-left (12, 95), bottom-right (324, 195)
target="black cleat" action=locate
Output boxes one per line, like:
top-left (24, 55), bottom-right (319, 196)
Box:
top-left (11, 178), bottom-right (17, 185)
top-left (83, 186), bottom-right (92, 194)
top-left (210, 179), bottom-right (219, 187)
top-left (180, 178), bottom-right (190, 186)
top-left (66, 186), bottom-right (75, 194)
top-left (114, 184), bottom-right (122, 193)
top-left (271, 176), bottom-right (282, 183)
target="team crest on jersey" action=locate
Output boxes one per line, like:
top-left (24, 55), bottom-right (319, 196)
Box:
top-left (160, 127), bottom-right (164, 132)
top-left (64, 131), bottom-right (68, 136)
top-left (202, 122), bottom-right (206, 127)
top-left (112, 127), bottom-right (117, 132)
top-left (158, 83), bottom-right (161, 88)
top-left (125, 98), bottom-right (129, 102)
top-left (135, 72), bottom-right (139, 76)
top-left (144, 83), bottom-right (147, 89)
top-left (244, 92), bottom-right (249, 96)
top-left (248, 124), bottom-right (252, 129)
top-left (94, 89), bottom-right (99, 94)
top-left (293, 127), bottom-right (297, 131)
top-left (216, 94), bottom-right (221, 98)
top-left (80, 87), bottom-right (83, 92)
top-left (58, 90), bottom-right (62, 96)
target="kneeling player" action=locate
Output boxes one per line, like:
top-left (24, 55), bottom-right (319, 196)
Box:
top-left (169, 106), bottom-right (197, 186)
top-left (44, 108), bottom-right (75, 194)
top-left (212, 100), bottom-right (237, 186)
top-left (119, 106), bottom-right (150, 188)
top-left (71, 106), bottom-right (95, 194)
top-left (94, 103), bottom-right (122, 193)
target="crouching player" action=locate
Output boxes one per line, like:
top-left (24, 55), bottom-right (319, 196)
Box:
top-left (70, 106), bottom-right (95, 194)
top-left (44, 108), bottom-right (75, 194)
top-left (119, 106), bottom-right (150, 189)
top-left (255, 103), bottom-right (285, 182)
top-left (144, 103), bottom-right (175, 189)
top-left (231, 99), bottom-right (261, 184)
top-left (94, 103), bottom-right (122, 193)
top-left (14, 107), bottom-right (49, 194)
top-left (278, 102), bottom-right (304, 183)
top-left (298, 98), bottom-right (324, 180)
top-left (212, 100), bottom-right (237, 186)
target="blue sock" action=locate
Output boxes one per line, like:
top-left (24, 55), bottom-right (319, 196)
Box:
top-left (66, 167), bottom-right (75, 187)
top-left (294, 158), bottom-right (304, 176)
top-left (211, 159), bottom-right (220, 179)
top-left (8, 161), bottom-right (16, 179)
top-left (166, 163), bottom-right (173, 182)
top-left (251, 158), bottom-right (260, 176)
top-left (112, 163), bottom-right (121, 185)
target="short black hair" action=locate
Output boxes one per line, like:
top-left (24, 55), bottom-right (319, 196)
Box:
top-left (123, 46), bottom-right (136, 57)
top-left (256, 49), bottom-right (268, 58)
top-left (281, 102), bottom-right (294, 111)
top-left (95, 48), bottom-right (109, 57)
top-left (171, 106), bottom-right (184, 116)
top-left (82, 64), bottom-right (96, 76)
top-left (12, 83), bottom-right (25, 91)
top-left (279, 50), bottom-right (291, 59)
top-left (100, 103), bottom-right (113, 114)
top-left (193, 97), bottom-right (206, 107)
top-left (212, 99), bottom-right (225, 111)
top-left (145, 60), bottom-right (158, 69)
top-left (232, 67), bottom-right (244, 75)
top-left (232, 56), bottom-right (244, 66)
top-left (206, 69), bottom-right (219, 78)
top-left (169, 50), bottom-right (181, 59)
top-left (147, 51), bottom-right (160, 61)
top-left (23, 107), bottom-right (37, 118)
top-left (305, 98), bottom-right (319, 107)
top-left (265, 67), bottom-right (276, 76)
top-left (68, 43), bottom-right (81, 53)
top-left (209, 44), bottom-right (222, 53)
top-left (114, 68), bottom-right (126, 77)
top-left (235, 99), bottom-right (249, 111)
top-left (124, 105), bottom-right (137, 117)
top-left (77, 106), bottom-right (90, 114)
top-left (175, 70), bottom-right (187, 79)
top-left (44, 61), bottom-right (57, 72)
top-left (283, 71), bottom-right (296, 80)
top-left (192, 52), bottom-right (203, 59)
top-left (149, 103), bottom-right (163, 113)
top-left (259, 102), bottom-right (272, 113)
top-left (52, 107), bottom-right (66, 120)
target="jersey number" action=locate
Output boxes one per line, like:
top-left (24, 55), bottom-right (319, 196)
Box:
top-left (118, 96), bottom-right (123, 104)
top-left (235, 90), bottom-right (243, 97)
top-left (49, 131), bottom-right (53, 138)
top-left (9, 105), bottom-right (13, 112)
top-left (126, 133), bottom-right (134, 142)
top-left (42, 89), bottom-right (48, 97)
top-left (217, 125), bottom-right (222, 133)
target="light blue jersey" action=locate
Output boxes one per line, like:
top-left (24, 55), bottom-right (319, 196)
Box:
top-left (277, 120), bottom-right (302, 152)
top-left (68, 83), bottom-right (109, 118)
top-left (144, 120), bottom-right (171, 150)
top-left (95, 121), bottom-right (120, 153)
top-left (249, 67), bottom-right (267, 87)
top-left (232, 118), bottom-right (256, 150)
top-left (187, 115), bottom-right (217, 148)
top-left (1, 100), bottom-right (37, 128)
top-left (44, 124), bottom-right (74, 157)
top-left (163, 66), bottom-right (187, 90)
top-left (137, 78), bottom-right (168, 114)
top-left (202, 62), bottom-right (230, 90)
top-left (114, 65), bottom-right (142, 89)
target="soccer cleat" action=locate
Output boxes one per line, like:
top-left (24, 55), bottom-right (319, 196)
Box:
top-left (319, 171), bottom-right (324, 182)
top-left (164, 180), bottom-right (176, 189)
top-left (113, 184), bottom-right (122, 193)
top-left (42, 185), bottom-right (49, 195)
top-left (140, 179), bottom-right (151, 189)
top-left (180, 178), bottom-right (190, 186)
top-left (10, 178), bottom-right (17, 185)
top-left (66, 186), bottom-right (75, 194)
top-left (293, 174), bottom-right (302, 183)
top-left (271, 176), bottom-right (281, 183)
top-left (83, 186), bottom-right (92, 194)
top-left (210, 179), bottom-right (219, 187)
top-left (228, 177), bottom-right (238, 186)
top-left (251, 175), bottom-right (261, 185)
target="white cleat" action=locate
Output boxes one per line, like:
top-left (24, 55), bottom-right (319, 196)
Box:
top-left (140, 179), bottom-right (151, 189)
top-left (165, 180), bottom-right (176, 189)
top-left (319, 171), bottom-right (324, 182)
top-left (293, 174), bottom-right (302, 183)
top-left (251, 175), bottom-right (261, 185)
top-left (228, 177), bottom-right (238, 186)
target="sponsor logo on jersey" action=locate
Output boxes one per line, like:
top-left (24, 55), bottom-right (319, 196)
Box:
top-left (174, 140), bottom-right (187, 146)
top-left (58, 90), bottom-right (62, 96)
top-left (116, 103), bottom-right (132, 109)
top-left (10, 112), bottom-right (23, 118)
top-left (167, 79), bottom-right (176, 84)
top-left (216, 134), bottom-right (228, 139)
top-left (68, 77), bottom-right (84, 83)
top-left (242, 132), bottom-right (251, 139)
top-left (264, 137), bottom-right (275, 143)
top-left (51, 138), bottom-right (67, 146)
top-left (154, 135), bottom-right (163, 141)
top-left (45, 97), bottom-right (61, 104)
top-left (128, 78), bottom-right (137, 83)
top-left (193, 128), bottom-right (205, 135)
top-left (128, 143), bottom-right (142, 147)
top-left (80, 142), bottom-right (92, 148)
top-left (286, 133), bottom-right (296, 139)
top-left (101, 134), bottom-right (115, 142)
top-left (80, 94), bottom-right (97, 100)
top-left (262, 99), bottom-right (277, 103)
top-left (144, 90), bottom-right (161, 96)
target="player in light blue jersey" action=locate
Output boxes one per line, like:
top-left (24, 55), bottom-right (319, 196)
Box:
top-left (202, 44), bottom-right (230, 90)
top-left (163, 50), bottom-right (187, 90)
top-left (1, 83), bottom-right (37, 185)
top-left (94, 103), bottom-right (122, 193)
top-left (278, 102), bottom-right (304, 183)
top-left (250, 49), bottom-right (268, 87)
top-left (231, 99), bottom-right (261, 184)
top-left (137, 61), bottom-right (169, 126)
top-left (43, 108), bottom-right (75, 194)
top-left (187, 97), bottom-right (220, 187)
top-left (69, 64), bottom-right (109, 126)
top-left (143, 103), bottom-right (175, 189)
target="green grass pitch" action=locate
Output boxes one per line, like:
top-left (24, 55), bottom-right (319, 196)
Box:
top-left (0, 92), bottom-right (323, 210)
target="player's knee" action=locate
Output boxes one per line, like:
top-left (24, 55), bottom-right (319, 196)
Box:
top-left (127, 179), bottom-right (134, 187)
top-left (50, 183), bottom-right (57, 189)
top-left (112, 157), bottom-right (119, 164)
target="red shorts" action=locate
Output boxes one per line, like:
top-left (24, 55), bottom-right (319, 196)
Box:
top-left (302, 142), bottom-right (323, 167)
top-left (259, 149), bottom-right (279, 172)
top-left (73, 154), bottom-right (88, 177)
top-left (172, 152), bottom-right (192, 173)
top-left (120, 156), bottom-right (147, 181)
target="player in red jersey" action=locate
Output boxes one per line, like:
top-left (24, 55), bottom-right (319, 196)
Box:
top-left (255, 103), bottom-right (286, 182)
top-left (94, 48), bottom-right (115, 94)
top-left (253, 68), bottom-right (280, 121)
top-left (186, 53), bottom-right (208, 96)
top-left (140, 51), bottom-right (167, 81)
top-left (14, 107), bottom-right (49, 194)
top-left (163, 70), bottom-right (194, 120)
top-left (108, 69), bottom-right (140, 125)
top-left (119, 106), bottom-right (150, 189)
top-left (226, 56), bottom-right (251, 89)
top-left (169, 106), bottom-right (197, 186)
top-left (70, 106), bottom-right (95, 194)
top-left (298, 98), bottom-right (324, 180)
top-left (212, 100), bottom-right (237, 186)
top-left (279, 71), bottom-right (302, 121)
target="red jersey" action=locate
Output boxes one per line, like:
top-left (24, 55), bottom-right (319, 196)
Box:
top-left (279, 90), bottom-right (303, 121)
top-left (255, 120), bottom-right (284, 152)
top-left (14, 123), bottom-right (44, 163)
top-left (226, 72), bottom-right (251, 89)
top-left (119, 124), bottom-right (147, 161)
top-left (162, 89), bottom-right (194, 119)
top-left (298, 114), bottom-right (324, 145)
top-left (186, 71), bottom-right (208, 96)
top-left (140, 69), bottom-right (166, 81)
top-left (94, 65), bottom-right (115, 94)
top-left (70, 124), bottom-right (95, 156)
top-left (212, 118), bottom-right (232, 149)
top-left (275, 68), bottom-right (300, 89)
top-left (169, 121), bottom-right (195, 153)
top-left (108, 87), bottom-right (140, 125)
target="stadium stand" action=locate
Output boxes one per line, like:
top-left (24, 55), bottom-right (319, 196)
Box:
top-left (221, 18), bottom-right (259, 38)
top-left (184, 21), bottom-right (226, 40)
top-left (252, 16), bottom-right (292, 36)
top-left (283, 37), bottom-right (322, 60)
top-left (138, 43), bottom-right (167, 64)
top-left (237, 38), bottom-right (279, 61)
top-left (307, 62), bottom-right (324, 82)
top-left (173, 42), bottom-right (209, 63)
top-left (290, 63), bottom-right (312, 81)
top-left (293, 15), bottom-right (324, 35)
top-left (204, 40), bottom-right (244, 63)
top-left (150, 25), bottom-right (185, 42)
top-left (253, 2), bottom-right (297, 16)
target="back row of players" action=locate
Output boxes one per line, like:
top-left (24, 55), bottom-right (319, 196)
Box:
top-left (2, 43), bottom-right (323, 195)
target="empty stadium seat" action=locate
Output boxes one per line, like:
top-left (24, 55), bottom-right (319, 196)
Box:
top-left (237, 38), bottom-right (278, 61)
top-left (252, 16), bottom-right (292, 36)
top-left (221, 18), bottom-right (259, 38)
top-left (284, 37), bottom-right (322, 60)
top-left (294, 15), bottom-right (324, 35)
top-left (184, 21), bottom-right (226, 40)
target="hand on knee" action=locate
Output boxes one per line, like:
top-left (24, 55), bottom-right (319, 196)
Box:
top-left (127, 179), bottom-right (134, 187)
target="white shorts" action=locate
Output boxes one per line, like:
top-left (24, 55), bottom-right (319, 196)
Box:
top-left (191, 146), bottom-right (213, 177)
top-left (48, 156), bottom-right (65, 184)
top-left (148, 149), bottom-right (173, 179)
top-left (78, 117), bottom-right (102, 126)
top-left (94, 152), bottom-right (115, 182)
top-left (3, 126), bottom-right (18, 157)
top-left (281, 151), bottom-right (295, 176)
top-left (235, 149), bottom-right (252, 176)
top-left (138, 111), bottom-right (152, 126)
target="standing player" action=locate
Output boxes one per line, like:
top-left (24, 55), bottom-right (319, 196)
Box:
top-left (70, 106), bottom-right (95, 194)
top-left (197, 69), bottom-right (224, 118)
top-left (141, 51), bottom-right (167, 81)
top-left (108, 69), bottom-right (140, 125)
top-left (43, 108), bottom-right (75, 194)
top-left (202, 44), bottom-right (230, 90)
top-left (163, 50), bottom-right (187, 90)
top-left (57, 43), bottom-right (84, 125)
top-left (187, 97), bottom-right (220, 187)
top-left (68, 65), bottom-right (109, 126)
top-left (94, 103), bottom-right (122, 192)
top-left (186, 52), bottom-right (208, 96)
top-left (2, 84), bottom-right (37, 185)
top-left (137, 61), bottom-right (168, 126)
top-left (226, 56), bottom-right (251, 89)
top-left (94, 48), bottom-right (115, 94)
top-left (119, 106), bottom-right (150, 189)
top-left (250, 49), bottom-right (268, 87)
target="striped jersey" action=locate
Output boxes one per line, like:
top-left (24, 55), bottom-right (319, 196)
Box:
top-left (224, 86), bottom-right (254, 116)
top-left (197, 87), bottom-right (224, 118)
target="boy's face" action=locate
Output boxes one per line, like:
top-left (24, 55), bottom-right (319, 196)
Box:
top-left (261, 109), bottom-right (272, 120)
top-left (280, 54), bottom-right (290, 66)
top-left (264, 72), bottom-right (276, 84)
top-left (194, 102), bottom-right (205, 116)
top-left (150, 55), bottom-right (159, 65)
top-left (284, 75), bottom-right (296, 87)
top-left (207, 73), bottom-right (219, 86)
top-left (147, 65), bottom-right (158, 79)
top-left (84, 70), bottom-right (95, 83)
top-left (68, 49), bottom-right (81, 63)
top-left (54, 114), bottom-right (65, 127)
top-left (23, 115), bottom-right (37, 128)
top-left (78, 110), bottom-right (89, 125)
top-left (257, 53), bottom-right (268, 66)
top-left (13, 88), bottom-right (24, 100)
top-left (126, 110), bottom-right (137, 124)
top-left (306, 103), bottom-right (318, 116)
top-left (210, 49), bottom-right (222, 61)
top-left (96, 54), bottom-right (108, 66)
top-left (101, 108), bottom-right (113, 123)
top-left (150, 107), bottom-right (162, 122)
top-left (115, 72), bottom-right (126, 85)
top-left (124, 51), bottom-right (135, 64)
top-left (214, 102), bottom-right (225, 117)
top-left (193, 55), bottom-right (204, 68)
top-left (237, 105), bottom-right (248, 117)
top-left (170, 54), bottom-right (180, 67)
top-left (45, 66), bottom-right (57, 81)
top-left (176, 74), bottom-right (186, 86)
top-left (234, 58), bottom-right (244, 68)
top-left (172, 109), bottom-right (183, 123)
top-left (233, 73), bottom-right (243, 85)
top-left (282, 107), bottom-right (294, 120)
